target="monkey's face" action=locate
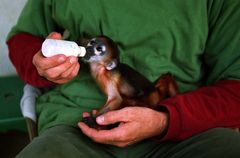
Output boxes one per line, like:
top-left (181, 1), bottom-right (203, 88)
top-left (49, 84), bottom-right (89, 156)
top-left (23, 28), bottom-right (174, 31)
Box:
top-left (83, 36), bottom-right (119, 64)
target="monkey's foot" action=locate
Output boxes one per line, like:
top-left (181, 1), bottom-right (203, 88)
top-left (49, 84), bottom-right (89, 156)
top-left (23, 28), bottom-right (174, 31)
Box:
top-left (82, 116), bottom-right (98, 129)
top-left (82, 116), bottom-right (117, 130)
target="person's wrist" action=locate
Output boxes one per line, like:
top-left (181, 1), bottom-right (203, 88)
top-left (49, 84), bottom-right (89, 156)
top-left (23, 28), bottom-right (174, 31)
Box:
top-left (160, 111), bottom-right (169, 137)
top-left (154, 107), bottom-right (169, 139)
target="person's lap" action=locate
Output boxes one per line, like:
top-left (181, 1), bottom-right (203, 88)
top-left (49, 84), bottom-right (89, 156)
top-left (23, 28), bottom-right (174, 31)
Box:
top-left (16, 125), bottom-right (240, 158)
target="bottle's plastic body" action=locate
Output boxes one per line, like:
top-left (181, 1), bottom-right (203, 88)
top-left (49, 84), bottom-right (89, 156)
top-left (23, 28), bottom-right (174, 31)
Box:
top-left (41, 39), bottom-right (86, 57)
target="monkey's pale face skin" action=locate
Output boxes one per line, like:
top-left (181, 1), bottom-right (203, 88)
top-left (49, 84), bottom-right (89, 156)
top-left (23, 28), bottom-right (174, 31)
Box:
top-left (84, 38), bottom-right (109, 63)
top-left (83, 36), bottom-right (119, 72)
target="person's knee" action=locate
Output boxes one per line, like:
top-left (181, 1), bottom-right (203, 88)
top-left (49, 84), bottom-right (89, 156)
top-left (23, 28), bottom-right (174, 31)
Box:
top-left (16, 125), bottom-right (104, 158)
top-left (199, 128), bottom-right (240, 157)
top-left (16, 135), bottom-right (70, 158)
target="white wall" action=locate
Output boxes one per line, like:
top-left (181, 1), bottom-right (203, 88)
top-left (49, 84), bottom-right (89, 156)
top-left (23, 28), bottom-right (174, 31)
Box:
top-left (0, 0), bottom-right (27, 77)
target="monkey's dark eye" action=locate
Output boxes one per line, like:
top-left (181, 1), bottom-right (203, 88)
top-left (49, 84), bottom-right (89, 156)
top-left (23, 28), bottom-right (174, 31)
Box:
top-left (96, 46), bottom-right (103, 52)
top-left (95, 45), bottom-right (106, 55)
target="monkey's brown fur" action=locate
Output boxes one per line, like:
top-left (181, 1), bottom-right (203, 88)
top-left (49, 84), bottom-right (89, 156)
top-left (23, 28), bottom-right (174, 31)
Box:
top-left (82, 36), bottom-right (178, 129)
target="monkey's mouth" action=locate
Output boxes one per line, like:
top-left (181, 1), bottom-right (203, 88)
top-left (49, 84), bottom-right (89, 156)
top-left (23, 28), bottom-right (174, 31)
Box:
top-left (83, 54), bottom-right (91, 61)
top-left (83, 46), bottom-right (94, 61)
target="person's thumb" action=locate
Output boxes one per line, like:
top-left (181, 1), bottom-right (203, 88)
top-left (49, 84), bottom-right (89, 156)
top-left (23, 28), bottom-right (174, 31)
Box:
top-left (96, 109), bottom-right (130, 125)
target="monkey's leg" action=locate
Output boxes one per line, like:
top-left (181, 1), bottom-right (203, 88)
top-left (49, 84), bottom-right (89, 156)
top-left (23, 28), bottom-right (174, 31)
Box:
top-left (96, 95), bottom-right (123, 116)
top-left (83, 82), bottom-right (123, 129)
top-left (82, 96), bottom-right (122, 129)
top-left (97, 79), bottom-right (123, 116)
top-left (155, 73), bottom-right (179, 98)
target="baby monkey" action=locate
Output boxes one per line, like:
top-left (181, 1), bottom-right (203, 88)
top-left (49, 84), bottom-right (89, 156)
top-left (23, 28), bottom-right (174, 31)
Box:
top-left (82, 36), bottom-right (178, 129)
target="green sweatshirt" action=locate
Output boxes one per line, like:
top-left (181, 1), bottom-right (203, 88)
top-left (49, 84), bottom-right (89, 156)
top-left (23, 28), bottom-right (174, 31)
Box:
top-left (8, 0), bottom-right (240, 133)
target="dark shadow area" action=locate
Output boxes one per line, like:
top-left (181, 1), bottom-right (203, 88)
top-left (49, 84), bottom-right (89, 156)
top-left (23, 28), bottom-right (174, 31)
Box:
top-left (0, 130), bottom-right (29, 158)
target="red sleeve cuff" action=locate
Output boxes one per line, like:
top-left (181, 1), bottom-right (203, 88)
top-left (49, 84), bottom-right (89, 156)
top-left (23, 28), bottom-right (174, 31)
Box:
top-left (7, 33), bottom-right (55, 88)
top-left (159, 101), bottom-right (181, 141)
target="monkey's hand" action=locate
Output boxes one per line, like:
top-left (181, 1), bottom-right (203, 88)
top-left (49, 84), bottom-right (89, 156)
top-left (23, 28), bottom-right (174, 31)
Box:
top-left (78, 107), bottom-right (169, 147)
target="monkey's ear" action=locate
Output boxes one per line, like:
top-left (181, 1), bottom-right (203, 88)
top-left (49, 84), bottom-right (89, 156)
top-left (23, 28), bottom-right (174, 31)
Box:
top-left (106, 59), bottom-right (118, 70)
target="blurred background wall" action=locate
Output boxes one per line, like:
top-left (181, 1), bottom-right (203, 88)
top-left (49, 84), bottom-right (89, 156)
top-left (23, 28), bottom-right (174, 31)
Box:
top-left (0, 0), bottom-right (27, 77)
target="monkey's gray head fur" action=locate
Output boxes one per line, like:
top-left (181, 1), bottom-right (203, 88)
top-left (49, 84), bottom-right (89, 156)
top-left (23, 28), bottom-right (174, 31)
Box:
top-left (83, 36), bottom-right (120, 70)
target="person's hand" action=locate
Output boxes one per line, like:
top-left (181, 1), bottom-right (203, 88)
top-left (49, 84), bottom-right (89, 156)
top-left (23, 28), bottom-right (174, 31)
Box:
top-left (32, 32), bottom-right (80, 84)
top-left (78, 107), bottom-right (169, 147)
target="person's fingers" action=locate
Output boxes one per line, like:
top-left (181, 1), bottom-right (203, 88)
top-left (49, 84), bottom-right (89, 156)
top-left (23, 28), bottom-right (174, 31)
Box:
top-left (43, 57), bottom-right (77, 79)
top-left (47, 63), bottom-right (79, 84)
top-left (71, 63), bottom-right (80, 77)
top-left (92, 109), bottom-right (98, 115)
top-left (78, 122), bottom-right (126, 143)
top-left (59, 58), bottom-right (79, 78)
top-left (110, 140), bottom-right (139, 148)
top-left (82, 112), bottom-right (91, 118)
top-left (47, 32), bottom-right (62, 39)
top-left (34, 53), bottom-right (67, 70)
top-left (78, 122), bottom-right (98, 140)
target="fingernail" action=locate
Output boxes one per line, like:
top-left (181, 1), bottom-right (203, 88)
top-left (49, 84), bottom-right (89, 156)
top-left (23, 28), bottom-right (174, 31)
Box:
top-left (58, 56), bottom-right (66, 63)
top-left (70, 57), bottom-right (77, 64)
top-left (96, 116), bottom-right (104, 124)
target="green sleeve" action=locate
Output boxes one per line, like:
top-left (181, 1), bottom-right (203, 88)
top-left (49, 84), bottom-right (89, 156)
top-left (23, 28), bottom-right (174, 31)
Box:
top-left (204, 0), bottom-right (240, 84)
top-left (7, 0), bottom-right (59, 40)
